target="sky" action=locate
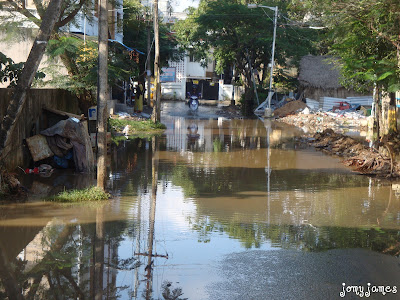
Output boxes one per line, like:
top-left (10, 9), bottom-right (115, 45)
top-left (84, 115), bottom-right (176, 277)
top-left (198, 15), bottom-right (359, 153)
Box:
top-left (173, 0), bottom-right (200, 12)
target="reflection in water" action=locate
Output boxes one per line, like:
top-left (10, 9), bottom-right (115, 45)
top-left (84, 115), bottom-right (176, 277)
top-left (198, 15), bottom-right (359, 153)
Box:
top-left (1, 107), bottom-right (400, 299)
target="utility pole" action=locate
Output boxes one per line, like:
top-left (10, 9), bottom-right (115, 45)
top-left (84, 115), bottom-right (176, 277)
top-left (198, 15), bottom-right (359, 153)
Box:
top-left (147, 22), bottom-right (152, 106)
top-left (134, 137), bottom-right (168, 298)
top-left (97, 0), bottom-right (108, 189)
top-left (152, 0), bottom-right (161, 122)
top-left (248, 4), bottom-right (278, 117)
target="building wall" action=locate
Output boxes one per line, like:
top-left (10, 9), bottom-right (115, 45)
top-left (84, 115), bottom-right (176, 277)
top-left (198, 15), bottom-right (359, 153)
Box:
top-left (66, 13), bottom-right (99, 39)
top-left (186, 57), bottom-right (207, 78)
top-left (0, 89), bottom-right (80, 170)
top-left (161, 59), bottom-right (186, 100)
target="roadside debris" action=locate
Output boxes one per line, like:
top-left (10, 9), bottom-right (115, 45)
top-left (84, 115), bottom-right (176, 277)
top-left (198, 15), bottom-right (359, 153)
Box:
top-left (275, 99), bottom-right (369, 134)
top-left (0, 168), bottom-right (26, 200)
top-left (114, 111), bottom-right (152, 121)
top-left (24, 164), bottom-right (54, 177)
top-left (25, 117), bottom-right (94, 174)
top-left (311, 129), bottom-right (400, 177)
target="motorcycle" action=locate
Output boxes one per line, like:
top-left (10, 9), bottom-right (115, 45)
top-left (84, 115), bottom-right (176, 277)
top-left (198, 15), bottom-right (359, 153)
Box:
top-left (187, 92), bottom-right (200, 111)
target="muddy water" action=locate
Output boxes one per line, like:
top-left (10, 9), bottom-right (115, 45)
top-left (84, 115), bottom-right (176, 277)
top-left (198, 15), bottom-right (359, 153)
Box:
top-left (1, 102), bottom-right (400, 299)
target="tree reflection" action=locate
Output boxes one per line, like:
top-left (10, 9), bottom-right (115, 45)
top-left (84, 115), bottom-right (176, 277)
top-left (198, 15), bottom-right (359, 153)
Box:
top-left (0, 213), bottom-right (137, 299)
top-left (187, 214), bottom-right (400, 255)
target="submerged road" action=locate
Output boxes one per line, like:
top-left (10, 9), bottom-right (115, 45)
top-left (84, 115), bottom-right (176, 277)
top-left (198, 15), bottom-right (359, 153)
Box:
top-left (1, 101), bottom-right (399, 299)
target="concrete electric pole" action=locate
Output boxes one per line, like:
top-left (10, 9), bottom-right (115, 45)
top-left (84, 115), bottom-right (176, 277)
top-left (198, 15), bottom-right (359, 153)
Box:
top-left (152, 0), bottom-right (161, 122)
top-left (96, 0), bottom-right (109, 189)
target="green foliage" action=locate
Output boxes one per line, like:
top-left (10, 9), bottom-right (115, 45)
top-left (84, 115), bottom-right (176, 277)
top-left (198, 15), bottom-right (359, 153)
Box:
top-left (0, 51), bottom-right (45, 87)
top-left (122, 0), bottom-right (183, 76)
top-left (173, 0), bottom-right (319, 114)
top-left (45, 187), bottom-right (110, 202)
top-left (292, 0), bottom-right (400, 93)
top-left (109, 118), bottom-right (166, 140)
top-left (45, 36), bottom-right (138, 94)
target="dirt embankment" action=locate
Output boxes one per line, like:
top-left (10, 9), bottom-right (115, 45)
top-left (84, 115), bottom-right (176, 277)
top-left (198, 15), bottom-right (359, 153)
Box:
top-left (311, 129), bottom-right (400, 177)
top-left (273, 100), bottom-right (306, 118)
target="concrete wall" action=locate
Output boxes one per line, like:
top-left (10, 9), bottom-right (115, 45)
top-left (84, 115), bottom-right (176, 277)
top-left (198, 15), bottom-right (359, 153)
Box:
top-left (186, 58), bottom-right (207, 78)
top-left (0, 28), bottom-right (67, 88)
top-left (0, 88), bottom-right (80, 171)
top-left (161, 81), bottom-right (186, 100)
top-left (219, 83), bottom-right (233, 101)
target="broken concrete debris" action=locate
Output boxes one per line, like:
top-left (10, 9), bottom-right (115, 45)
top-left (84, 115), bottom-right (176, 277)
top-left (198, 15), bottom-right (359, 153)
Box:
top-left (274, 99), bottom-right (370, 134)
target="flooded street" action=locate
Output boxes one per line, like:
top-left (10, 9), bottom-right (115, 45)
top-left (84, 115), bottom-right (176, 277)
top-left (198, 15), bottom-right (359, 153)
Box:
top-left (1, 101), bottom-right (400, 299)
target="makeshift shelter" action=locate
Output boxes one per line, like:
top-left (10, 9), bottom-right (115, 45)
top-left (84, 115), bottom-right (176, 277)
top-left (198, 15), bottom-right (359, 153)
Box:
top-left (26, 116), bottom-right (94, 173)
top-left (298, 55), bottom-right (365, 102)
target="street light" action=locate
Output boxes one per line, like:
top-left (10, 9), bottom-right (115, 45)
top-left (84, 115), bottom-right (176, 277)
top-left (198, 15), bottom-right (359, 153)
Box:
top-left (248, 4), bottom-right (278, 117)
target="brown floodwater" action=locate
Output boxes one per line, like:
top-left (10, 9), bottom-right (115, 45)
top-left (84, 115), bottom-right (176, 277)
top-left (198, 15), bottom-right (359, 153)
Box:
top-left (1, 102), bottom-right (400, 299)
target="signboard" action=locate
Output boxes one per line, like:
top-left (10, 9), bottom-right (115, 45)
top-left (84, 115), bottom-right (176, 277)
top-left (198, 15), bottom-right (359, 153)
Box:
top-left (88, 106), bottom-right (97, 121)
top-left (160, 67), bottom-right (176, 82)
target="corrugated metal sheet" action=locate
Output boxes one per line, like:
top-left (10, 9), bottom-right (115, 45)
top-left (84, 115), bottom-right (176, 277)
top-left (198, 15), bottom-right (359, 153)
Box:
top-left (321, 96), bottom-right (373, 111)
top-left (346, 96), bottom-right (373, 106)
top-left (321, 97), bottom-right (346, 111)
top-left (306, 98), bottom-right (320, 110)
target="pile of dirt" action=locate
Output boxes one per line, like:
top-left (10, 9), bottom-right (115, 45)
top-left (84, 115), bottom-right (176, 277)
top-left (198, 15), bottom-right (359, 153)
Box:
top-left (311, 129), bottom-right (398, 177)
top-left (273, 100), bottom-right (307, 118)
top-left (0, 169), bottom-right (27, 201)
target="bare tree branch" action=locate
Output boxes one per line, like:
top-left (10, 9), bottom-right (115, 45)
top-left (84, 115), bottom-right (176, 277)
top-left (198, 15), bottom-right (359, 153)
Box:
top-left (32, 0), bottom-right (45, 19)
top-left (55, 0), bottom-right (86, 28)
top-left (6, 0), bottom-right (41, 27)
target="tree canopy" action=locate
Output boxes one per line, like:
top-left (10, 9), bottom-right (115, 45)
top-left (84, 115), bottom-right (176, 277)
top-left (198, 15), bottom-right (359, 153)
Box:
top-left (291, 0), bottom-right (400, 93)
top-left (173, 0), bottom-right (320, 114)
top-left (122, 0), bottom-right (183, 81)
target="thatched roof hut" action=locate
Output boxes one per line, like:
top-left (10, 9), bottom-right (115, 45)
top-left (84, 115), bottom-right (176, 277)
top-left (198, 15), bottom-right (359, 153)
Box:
top-left (298, 55), bottom-right (342, 89)
top-left (298, 55), bottom-right (366, 101)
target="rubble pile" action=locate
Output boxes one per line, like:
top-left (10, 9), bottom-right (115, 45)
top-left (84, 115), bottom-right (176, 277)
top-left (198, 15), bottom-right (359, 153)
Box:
top-left (311, 129), bottom-right (399, 177)
top-left (111, 111), bottom-right (151, 121)
top-left (276, 107), bottom-right (369, 134)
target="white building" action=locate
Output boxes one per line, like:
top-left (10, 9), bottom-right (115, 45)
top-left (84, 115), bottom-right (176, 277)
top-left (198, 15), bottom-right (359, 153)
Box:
top-left (156, 8), bottom-right (220, 101)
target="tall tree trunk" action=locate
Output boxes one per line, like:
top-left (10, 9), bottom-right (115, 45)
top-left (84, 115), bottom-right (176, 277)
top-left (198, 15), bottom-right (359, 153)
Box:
top-left (0, 0), bottom-right (64, 160)
top-left (152, 0), bottom-right (161, 123)
top-left (96, 0), bottom-right (109, 189)
top-left (242, 70), bottom-right (254, 116)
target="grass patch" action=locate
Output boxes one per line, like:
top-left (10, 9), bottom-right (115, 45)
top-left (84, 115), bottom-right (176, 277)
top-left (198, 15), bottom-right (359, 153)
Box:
top-left (109, 118), bottom-right (166, 134)
top-left (45, 187), bottom-right (110, 203)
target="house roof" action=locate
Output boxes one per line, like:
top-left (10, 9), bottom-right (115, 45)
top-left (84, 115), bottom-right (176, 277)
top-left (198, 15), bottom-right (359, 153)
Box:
top-left (298, 55), bottom-right (342, 89)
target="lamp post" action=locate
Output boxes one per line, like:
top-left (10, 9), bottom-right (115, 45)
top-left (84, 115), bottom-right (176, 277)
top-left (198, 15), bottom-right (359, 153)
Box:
top-left (248, 4), bottom-right (278, 117)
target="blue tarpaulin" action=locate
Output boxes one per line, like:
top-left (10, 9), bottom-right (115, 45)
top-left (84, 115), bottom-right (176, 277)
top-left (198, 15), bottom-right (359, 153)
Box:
top-left (108, 39), bottom-right (145, 55)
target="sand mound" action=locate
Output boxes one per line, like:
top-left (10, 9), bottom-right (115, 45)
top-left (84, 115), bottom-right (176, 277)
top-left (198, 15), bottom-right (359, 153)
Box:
top-left (273, 100), bottom-right (306, 118)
